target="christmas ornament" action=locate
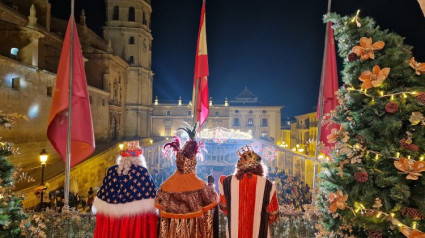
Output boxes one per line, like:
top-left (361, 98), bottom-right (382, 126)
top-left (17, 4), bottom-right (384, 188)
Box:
top-left (402, 208), bottom-right (423, 220)
top-left (385, 102), bottom-right (399, 114)
top-left (415, 92), bottom-right (425, 105)
top-left (373, 198), bottom-right (382, 209)
top-left (352, 37), bottom-right (385, 61)
top-left (400, 138), bottom-right (419, 152)
top-left (328, 190), bottom-right (348, 213)
top-left (410, 112), bottom-right (425, 126)
top-left (394, 157), bottom-right (425, 180)
top-left (348, 52), bottom-right (358, 62)
top-left (368, 230), bottom-right (383, 238)
top-left (400, 226), bottom-right (425, 238)
top-left (354, 172), bottom-right (368, 183)
top-left (407, 57), bottom-right (425, 75)
top-left (359, 65), bottom-right (390, 90)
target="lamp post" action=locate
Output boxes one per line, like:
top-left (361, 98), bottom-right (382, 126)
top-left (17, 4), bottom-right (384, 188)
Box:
top-left (39, 149), bottom-right (48, 210)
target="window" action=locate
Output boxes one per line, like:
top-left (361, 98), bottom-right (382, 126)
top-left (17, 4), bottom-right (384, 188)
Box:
top-left (112, 6), bottom-right (119, 20)
top-left (215, 111), bottom-right (219, 117)
top-left (128, 7), bottom-right (135, 21)
top-left (187, 110), bottom-right (191, 116)
top-left (233, 118), bottom-right (240, 126)
top-left (235, 110), bottom-right (239, 113)
top-left (129, 36), bottom-right (135, 44)
top-left (47, 86), bottom-right (52, 97)
top-left (142, 12), bottom-right (147, 25)
top-left (247, 118), bottom-right (254, 126)
top-left (129, 56), bottom-right (134, 64)
top-left (12, 77), bottom-right (19, 90)
top-left (261, 118), bottom-right (268, 127)
top-left (166, 110), bottom-right (170, 116)
top-left (262, 110), bottom-right (267, 113)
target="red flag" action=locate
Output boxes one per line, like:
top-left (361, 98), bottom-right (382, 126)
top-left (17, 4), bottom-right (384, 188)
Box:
top-left (192, 1), bottom-right (209, 126)
top-left (317, 22), bottom-right (339, 151)
top-left (47, 17), bottom-right (95, 168)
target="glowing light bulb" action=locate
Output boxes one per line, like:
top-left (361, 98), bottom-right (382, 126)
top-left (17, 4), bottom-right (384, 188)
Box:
top-left (412, 91), bottom-right (417, 95)
top-left (375, 154), bottom-right (379, 161)
top-left (379, 91), bottom-right (384, 96)
top-left (413, 222), bottom-right (417, 229)
top-left (403, 93), bottom-right (408, 99)
top-left (420, 156), bottom-right (424, 161)
top-left (390, 213), bottom-right (395, 218)
top-left (396, 152), bottom-right (400, 158)
top-left (376, 212), bottom-right (382, 218)
top-left (391, 95), bottom-right (395, 101)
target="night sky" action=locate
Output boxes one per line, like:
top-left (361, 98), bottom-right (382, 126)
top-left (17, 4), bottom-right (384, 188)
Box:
top-left (50, 0), bottom-right (425, 120)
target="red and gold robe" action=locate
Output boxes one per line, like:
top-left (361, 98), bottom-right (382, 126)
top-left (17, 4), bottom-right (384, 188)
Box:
top-left (219, 174), bottom-right (279, 238)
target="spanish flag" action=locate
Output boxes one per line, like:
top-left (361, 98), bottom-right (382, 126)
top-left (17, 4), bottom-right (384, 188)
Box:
top-left (192, 1), bottom-right (209, 126)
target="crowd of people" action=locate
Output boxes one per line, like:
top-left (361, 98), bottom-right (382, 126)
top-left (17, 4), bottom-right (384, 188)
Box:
top-left (267, 169), bottom-right (312, 211)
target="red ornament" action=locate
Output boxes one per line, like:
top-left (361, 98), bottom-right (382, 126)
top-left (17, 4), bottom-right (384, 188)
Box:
top-left (416, 92), bottom-right (425, 105)
top-left (354, 172), bottom-right (369, 183)
top-left (400, 139), bottom-right (419, 152)
top-left (348, 52), bottom-right (358, 62)
top-left (368, 230), bottom-right (383, 238)
top-left (385, 102), bottom-right (399, 114)
top-left (402, 207), bottom-right (424, 220)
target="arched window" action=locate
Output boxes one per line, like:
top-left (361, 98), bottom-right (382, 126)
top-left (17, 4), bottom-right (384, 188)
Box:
top-left (112, 6), bottom-right (119, 20)
top-left (128, 7), bottom-right (135, 22)
top-left (142, 11), bottom-right (147, 25)
top-left (129, 56), bottom-right (134, 64)
top-left (129, 36), bottom-right (135, 44)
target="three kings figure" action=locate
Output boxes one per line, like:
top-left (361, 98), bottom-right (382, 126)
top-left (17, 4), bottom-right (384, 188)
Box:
top-left (155, 126), bottom-right (218, 238)
top-left (219, 146), bottom-right (280, 238)
top-left (93, 141), bottom-right (158, 238)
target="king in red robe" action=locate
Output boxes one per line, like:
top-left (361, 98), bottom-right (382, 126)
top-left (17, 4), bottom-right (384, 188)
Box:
top-left (93, 141), bottom-right (158, 238)
top-left (219, 146), bottom-right (279, 238)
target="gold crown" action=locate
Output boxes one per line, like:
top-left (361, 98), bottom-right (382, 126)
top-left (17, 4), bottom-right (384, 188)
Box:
top-left (237, 145), bottom-right (261, 169)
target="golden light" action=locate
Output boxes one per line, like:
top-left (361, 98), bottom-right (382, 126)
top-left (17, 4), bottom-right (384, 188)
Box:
top-left (119, 143), bottom-right (124, 150)
top-left (390, 95), bottom-right (395, 101)
top-left (408, 155), bottom-right (411, 160)
top-left (351, 9), bottom-right (360, 23)
top-left (376, 212), bottom-right (382, 218)
top-left (403, 93), bottom-right (408, 99)
top-left (390, 213), bottom-right (395, 218)
top-left (413, 222), bottom-right (417, 229)
top-left (298, 148), bottom-right (305, 153)
top-left (396, 152), bottom-right (400, 158)
top-left (150, 139), bottom-right (153, 144)
top-left (292, 147), bottom-right (296, 152)
top-left (420, 156), bottom-right (424, 161)
top-left (296, 144), bottom-right (300, 148)
top-left (374, 154), bottom-right (379, 161)
top-left (412, 91), bottom-right (417, 95)
top-left (379, 91), bottom-right (384, 97)
top-left (318, 154), bottom-right (325, 160)
top-left (39, 149), bottom-right (48, 165)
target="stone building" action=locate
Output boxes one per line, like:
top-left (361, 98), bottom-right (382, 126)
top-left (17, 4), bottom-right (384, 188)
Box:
top-left (0, 0), bottom-right (152, 206)
top-left (151, 87), bottom-right (283, 142)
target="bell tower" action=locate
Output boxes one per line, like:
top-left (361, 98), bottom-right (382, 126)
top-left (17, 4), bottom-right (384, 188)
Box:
top-left (103, 0), bottom-right (153, 138)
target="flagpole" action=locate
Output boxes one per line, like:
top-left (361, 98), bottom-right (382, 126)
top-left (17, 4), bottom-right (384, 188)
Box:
top-left (64, 0), bottom-right (75, 208)
top-left (313, 0), bottom-right (332, 189)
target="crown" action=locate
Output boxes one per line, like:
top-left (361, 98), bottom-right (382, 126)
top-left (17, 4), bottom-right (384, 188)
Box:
top-left (237, 145), bottom-right (261, 169)
top-left (120, 141), bottom-right (143, 157)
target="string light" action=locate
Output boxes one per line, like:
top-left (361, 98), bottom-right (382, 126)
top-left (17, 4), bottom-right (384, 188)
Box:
top-left (375, 154), bottom-right (380, 161)
top-left (403, 93), bottom-right (408, 99)
top-left (379, 91), bottom-right (384, 97)
top-left (376, 212), bottom-right (382, 218)
top-left (413, 222), bottom-right (417, 229)
top-left (420, 156), bottom-right (424, 161)
top-left (408, 155), bottom-right (411, 160)
top-left (391, 95), bottom-right (395, 100)
top-left (390, 213), bottom-right (395, 218)
top-left (396, 152), bottom-right (400, 158)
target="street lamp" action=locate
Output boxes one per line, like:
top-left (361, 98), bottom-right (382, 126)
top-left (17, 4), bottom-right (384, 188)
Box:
top-left (119, 143), bottom-right (124, 150)
top-left (39, 149), bottom-right (48, 210)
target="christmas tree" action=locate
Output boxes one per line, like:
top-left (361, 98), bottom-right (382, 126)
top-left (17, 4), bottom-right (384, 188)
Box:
top-left (0, 112), bottom-right (28, 237)
top-left (318, 13), bottom-right (425, 237)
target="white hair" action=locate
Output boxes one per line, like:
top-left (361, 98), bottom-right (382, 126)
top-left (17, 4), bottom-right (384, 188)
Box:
top-left (116, 154), bottom-right (147, 175)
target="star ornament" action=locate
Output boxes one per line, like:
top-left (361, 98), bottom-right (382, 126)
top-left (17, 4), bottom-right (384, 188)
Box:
top-left (352, 37), bottom-right (385, 61)
top-left (394, 157), bottom-right (425, 180)
top-left (407, 57), bottom-right (425, 75)
top-left (328, 190), bottom-right (348, 213)
top-left (359, 65), bottom-right (390, 90)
